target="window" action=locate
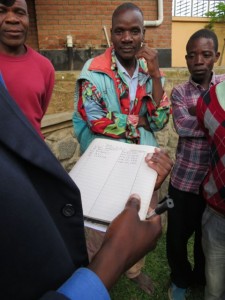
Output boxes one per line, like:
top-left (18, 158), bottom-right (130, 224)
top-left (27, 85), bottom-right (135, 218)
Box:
top-left (173, 0), bottom-right (222, 17)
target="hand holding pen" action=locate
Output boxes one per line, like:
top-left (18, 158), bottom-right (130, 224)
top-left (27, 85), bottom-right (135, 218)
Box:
top-left (146, 195), bottom-right (174, 220)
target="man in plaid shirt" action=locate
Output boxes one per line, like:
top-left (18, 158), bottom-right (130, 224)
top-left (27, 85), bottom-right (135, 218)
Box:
top-left (167, 29), bottom-right (225, 300)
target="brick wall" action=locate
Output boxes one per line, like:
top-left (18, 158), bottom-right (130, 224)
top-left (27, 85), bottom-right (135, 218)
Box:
top-left (26, 0), bottom-right (38, 50)
top-left (32, 0), bottom-right (172, 50)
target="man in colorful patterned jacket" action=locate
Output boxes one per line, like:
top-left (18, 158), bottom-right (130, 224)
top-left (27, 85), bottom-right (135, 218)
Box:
top-left (73, 2), bottom-right (170, 295)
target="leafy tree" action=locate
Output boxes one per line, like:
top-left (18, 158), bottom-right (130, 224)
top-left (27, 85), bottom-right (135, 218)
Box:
top-left (205, 2), bottom-right (225, 30)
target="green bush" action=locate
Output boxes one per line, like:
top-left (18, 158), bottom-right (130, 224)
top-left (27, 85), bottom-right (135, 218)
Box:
top-left (205, 2), bottom-right (225, 30)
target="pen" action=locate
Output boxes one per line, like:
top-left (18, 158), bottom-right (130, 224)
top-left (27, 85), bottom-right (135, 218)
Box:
top-left (146, 196), bottom-right (174, 220)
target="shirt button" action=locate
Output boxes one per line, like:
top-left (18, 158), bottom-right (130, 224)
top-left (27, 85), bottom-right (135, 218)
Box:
top-left (62, 204), bottom-right (75, 217)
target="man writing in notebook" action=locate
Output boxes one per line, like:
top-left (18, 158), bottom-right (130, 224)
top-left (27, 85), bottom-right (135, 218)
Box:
top-left (0, 74), bottom-right (170, 299)
top-left (73, 2), bottom-right (171, 295)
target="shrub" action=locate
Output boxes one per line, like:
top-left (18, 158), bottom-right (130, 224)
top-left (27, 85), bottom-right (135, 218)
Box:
top-left (205, 2), bottom-right (225, 30)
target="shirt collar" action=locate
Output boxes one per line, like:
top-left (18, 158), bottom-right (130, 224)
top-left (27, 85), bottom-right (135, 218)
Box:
top-left (111, 48), bottom-right (147, 75)
top-left (189, 71), bottom-right (215, 88)
top-left (115, 56), bottom-right (139, 79)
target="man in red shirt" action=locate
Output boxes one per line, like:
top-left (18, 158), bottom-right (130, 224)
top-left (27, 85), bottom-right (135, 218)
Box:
top-left (0, 0), bottom-right (54, 137)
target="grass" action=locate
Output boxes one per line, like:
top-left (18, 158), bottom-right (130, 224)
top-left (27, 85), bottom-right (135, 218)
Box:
top-left (110, 229), bottom-right (204, 300)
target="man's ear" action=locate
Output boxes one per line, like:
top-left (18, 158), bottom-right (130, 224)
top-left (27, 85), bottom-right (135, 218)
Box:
top-left (143, 27), bottom-right (146, 40)
top-left (215, 51), bottom-right (220, 62)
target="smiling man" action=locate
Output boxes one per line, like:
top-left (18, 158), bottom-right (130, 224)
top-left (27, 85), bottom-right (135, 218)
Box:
top-left (0, 0), bottom-right (54, 138)
top-left (73, 2), bottom-right (170, 295)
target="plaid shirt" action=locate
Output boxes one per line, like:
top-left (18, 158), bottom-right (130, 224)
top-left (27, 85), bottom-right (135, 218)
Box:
top-left (170, 73), bottom-right (225, 194)
top-left (197, 81), bottom-right (225, 214)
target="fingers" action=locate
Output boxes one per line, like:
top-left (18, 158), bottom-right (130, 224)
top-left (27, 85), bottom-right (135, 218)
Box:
top-left (136, 45), bottom-right (160, 76)
top-left (145, 148), bottom-right (173, 190)
top-left (106, 194), bottom-right (141, 235)
top-left (125, 193), bottom-right (141, 212)
top-left (136, 45), bottom-right (158, 60)
top-left (146, 148), bottom-right (173, 170)
top-left (89, 196), bottom-right (162, 290)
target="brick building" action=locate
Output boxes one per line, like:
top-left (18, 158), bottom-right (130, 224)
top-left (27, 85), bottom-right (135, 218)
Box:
top-left (26, 0), bottom-right (172, 70)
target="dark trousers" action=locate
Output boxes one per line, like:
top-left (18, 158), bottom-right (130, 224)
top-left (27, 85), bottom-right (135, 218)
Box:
top-left (166, 182), bottom-right (206, 288)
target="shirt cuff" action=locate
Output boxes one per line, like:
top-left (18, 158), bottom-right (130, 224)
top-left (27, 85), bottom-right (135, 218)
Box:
top-left (151, 91), bottom-right (170, 109)
top-left (127, 115), bottom-right (139, 128)
top-left (57, 267), bottom-right (110, 300)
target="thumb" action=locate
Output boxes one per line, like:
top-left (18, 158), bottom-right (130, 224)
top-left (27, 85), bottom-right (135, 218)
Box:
top-left (125, 194), bottom-right (141, 212)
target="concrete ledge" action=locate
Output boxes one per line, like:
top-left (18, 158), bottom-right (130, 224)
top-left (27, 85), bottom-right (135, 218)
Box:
top-left (41, 111), bottom-right (80, 172)
top-left (42, 111), bottom-right (73, 128)
top-left (41, 111), bottom-right (74, 136)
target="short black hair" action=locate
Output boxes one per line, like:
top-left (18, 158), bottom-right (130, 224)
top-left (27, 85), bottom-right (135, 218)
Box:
top-left (0, 0), bottom-right (16, 6)
top-left (112, 2), bottom-right (143, 25)
top-left (186, 29), bottom-right (218, 52)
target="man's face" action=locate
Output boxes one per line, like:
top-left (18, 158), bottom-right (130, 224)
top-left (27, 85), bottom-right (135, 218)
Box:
top-left (111, 9), bottom-right (144, 63)
top-left (185, 37), bottom-right (220, 84)
top-left (0, 0), bottom-right (29, 55)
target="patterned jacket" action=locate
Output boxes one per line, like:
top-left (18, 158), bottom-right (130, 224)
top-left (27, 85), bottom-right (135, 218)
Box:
top-left (73, 47), bottom-right (170, 153)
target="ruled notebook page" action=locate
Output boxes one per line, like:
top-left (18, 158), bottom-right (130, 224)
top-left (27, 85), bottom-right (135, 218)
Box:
top-left (69, 138), bottom-right (157, 225)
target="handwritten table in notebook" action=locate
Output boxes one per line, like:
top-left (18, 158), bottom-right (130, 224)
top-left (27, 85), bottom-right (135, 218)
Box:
top-left (69, 138), bottom-right (157, 231)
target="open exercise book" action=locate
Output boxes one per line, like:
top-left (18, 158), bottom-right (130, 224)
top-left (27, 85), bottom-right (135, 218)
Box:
top-left (69, 138), bottom-right (157, 232)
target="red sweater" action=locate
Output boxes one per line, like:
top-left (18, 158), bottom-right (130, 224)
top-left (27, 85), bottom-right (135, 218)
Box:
top-left (197, 83), bottom-right (225, 215)
top-left (0, 46), bottom-right (55, 137)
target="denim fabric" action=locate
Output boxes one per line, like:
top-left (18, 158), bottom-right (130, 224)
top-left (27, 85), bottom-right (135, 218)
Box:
top-left (168, 283), bottom-right (186, 300)
top-left (202, 206), bottom-right (225, 300)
